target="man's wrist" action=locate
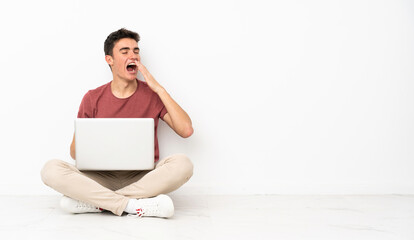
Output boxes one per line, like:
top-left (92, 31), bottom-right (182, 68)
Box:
top-left (156, 86), bottom-right (167, 96)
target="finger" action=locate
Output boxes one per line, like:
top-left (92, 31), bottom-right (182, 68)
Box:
top-left (136, 61), bottom-right (144, 68)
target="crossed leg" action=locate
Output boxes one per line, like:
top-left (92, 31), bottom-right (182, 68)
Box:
top-left (41, 154), bottom-right (193, 216)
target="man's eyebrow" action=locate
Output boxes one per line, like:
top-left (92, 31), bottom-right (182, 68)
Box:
top-left (119, 47), bottom-right (140, 52)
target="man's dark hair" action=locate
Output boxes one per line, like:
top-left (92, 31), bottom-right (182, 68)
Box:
top-left (104, 28), bottom-right (140, 56)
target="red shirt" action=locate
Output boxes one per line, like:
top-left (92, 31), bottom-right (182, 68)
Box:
top-left (77, 79), bottom-right (168, 162)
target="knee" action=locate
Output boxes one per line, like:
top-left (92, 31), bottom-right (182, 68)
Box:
top-left (40, 159), bottom-right (66, 187)
top-left (172, 154), bottom-right (194, 180)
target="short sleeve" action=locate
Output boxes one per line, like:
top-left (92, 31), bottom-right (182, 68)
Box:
top-left (77, 91), bottom-right (93, 118)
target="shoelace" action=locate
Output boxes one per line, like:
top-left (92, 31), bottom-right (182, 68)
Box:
top-left (126, 198), bottom-right (161, 218)
top-left (144, 206), bottom-right (160, 216)
top-left (140, 199), bottom-right (161, 216)
top-left (76, 201), bottom-right (102, 211)
top-left (127, 208), bottom-right (145, 218)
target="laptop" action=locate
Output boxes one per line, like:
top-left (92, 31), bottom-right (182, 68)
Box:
top-left (75, 118), bottom-right (154, 171)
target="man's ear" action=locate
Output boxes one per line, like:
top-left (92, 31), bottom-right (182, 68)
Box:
top-left (105, 55), bottom-right (113, 67)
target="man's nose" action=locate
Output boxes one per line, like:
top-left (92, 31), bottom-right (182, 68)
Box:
top-left (129, 55), bottom-right (140, 62)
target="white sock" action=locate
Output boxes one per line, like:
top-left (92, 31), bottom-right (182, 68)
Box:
top-left (124, 199), bottom-right (140, 214)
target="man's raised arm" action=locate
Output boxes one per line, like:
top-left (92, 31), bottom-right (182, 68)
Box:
top-left (136, 61), bottom-right (193, 138)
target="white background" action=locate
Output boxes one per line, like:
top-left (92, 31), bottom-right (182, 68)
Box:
top-left (0, 0), bottom-right (413, 195)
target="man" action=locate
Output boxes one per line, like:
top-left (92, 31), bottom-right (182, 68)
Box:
top-left (41, 28), bottom-right (194, 218)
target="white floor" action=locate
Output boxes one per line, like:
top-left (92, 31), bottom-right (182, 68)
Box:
top-left (0, 194), bottom-right (413, 240)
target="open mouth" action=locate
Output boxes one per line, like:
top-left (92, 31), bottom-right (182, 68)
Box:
top-left (126, 62), bottom-right (137, 73)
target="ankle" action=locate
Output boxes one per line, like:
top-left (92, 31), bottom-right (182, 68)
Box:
top-left (124, 198), bottom-right (140, 214)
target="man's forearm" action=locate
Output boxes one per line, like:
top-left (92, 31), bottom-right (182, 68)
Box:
top-left (70, 134), bottom-right (76, 160)
top-left (70, 147), bottom-right (76, 160)
top-left (157, 88), bottom-right (193, 137)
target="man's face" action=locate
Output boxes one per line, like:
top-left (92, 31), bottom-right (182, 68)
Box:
top-left (106, 38), bottom-right (141, 81)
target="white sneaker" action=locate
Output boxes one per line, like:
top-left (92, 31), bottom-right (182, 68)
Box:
top-left (127, 194), bottom-right (174, 218)
top-left (60, 196), bottom-right (103, 214)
